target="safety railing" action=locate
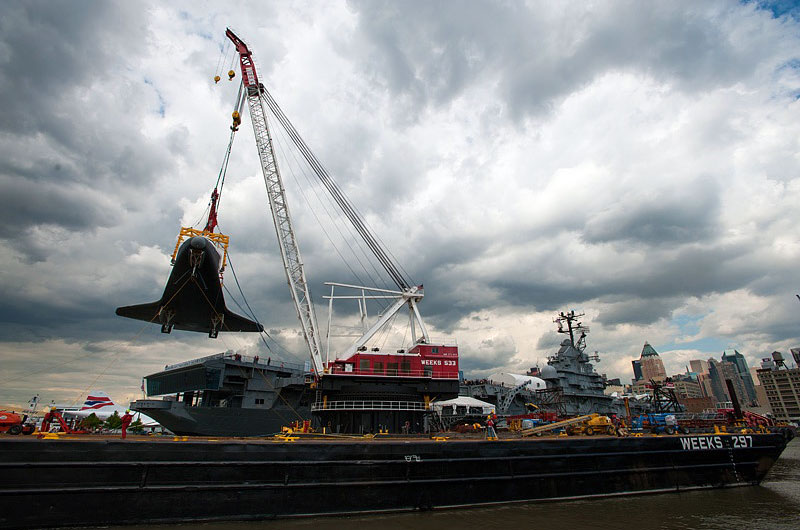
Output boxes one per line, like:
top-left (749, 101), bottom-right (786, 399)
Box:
top-left (164, 353), bottom-right (307, 373)
top-left (325, 366), bottom-right (458, 379)
top-left (312, 400), bottom-right (429, 412)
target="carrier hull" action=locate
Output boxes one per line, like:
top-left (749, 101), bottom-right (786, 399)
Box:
top-left (131, 397), bottom-right (311, 437)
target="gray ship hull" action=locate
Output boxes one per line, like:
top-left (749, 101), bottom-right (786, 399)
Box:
top-left (132, 397), bottom-right (311, 437)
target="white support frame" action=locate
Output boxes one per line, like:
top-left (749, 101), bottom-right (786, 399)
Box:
top-left (322, 282), bottom-right (430, 360)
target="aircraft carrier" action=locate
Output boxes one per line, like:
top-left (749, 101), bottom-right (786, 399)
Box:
top-left (132, 352), bottom-right (312, 437)
top-left (461, 311), bottom-right (651, 418)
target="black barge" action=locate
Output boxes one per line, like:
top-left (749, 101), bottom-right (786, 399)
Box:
top-left (0, 431), bottom-right (790, 528)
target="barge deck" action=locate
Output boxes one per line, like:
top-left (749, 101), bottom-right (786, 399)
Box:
top-left (0, 431), bottom-right (789, 528)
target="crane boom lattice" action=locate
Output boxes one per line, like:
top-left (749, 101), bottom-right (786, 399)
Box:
top-left (226, 28), bottom-right (430, 375)
top-left (226, 28), bottom-right (324, 376)
top-left (246, 90), bottom-right (324, 376)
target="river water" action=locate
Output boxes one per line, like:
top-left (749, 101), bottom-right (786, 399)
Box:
top-left (116, 438), bottom-right (800, 530)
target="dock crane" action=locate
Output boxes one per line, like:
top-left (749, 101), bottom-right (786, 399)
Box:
top-left (224, 29), bottom-right (432, 377)
top-left (225, 28), bottom-right (324, 375)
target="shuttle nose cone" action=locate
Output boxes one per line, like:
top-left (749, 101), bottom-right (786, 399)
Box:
top-left (189, 237), bottom-right (207, 250)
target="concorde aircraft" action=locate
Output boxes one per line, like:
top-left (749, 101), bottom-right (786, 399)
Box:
top-left (66, 391), bottom-right (159, 427)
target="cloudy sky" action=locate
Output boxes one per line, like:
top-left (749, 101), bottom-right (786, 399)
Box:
top-left (1, 0), bottom-right (799, 409)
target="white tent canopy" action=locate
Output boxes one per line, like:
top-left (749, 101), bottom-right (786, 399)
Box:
top-left (488, 372), bottom-right (546, 390)
top-left (433, 396), bottom-right (496, 415)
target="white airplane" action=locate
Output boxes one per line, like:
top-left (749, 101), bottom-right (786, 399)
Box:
top-left (69, 391), bottom-right (159, 427)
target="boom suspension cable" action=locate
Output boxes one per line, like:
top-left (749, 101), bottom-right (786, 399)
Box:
top-left (268, 117), bottom-right (392, 295)
top-left (259, 88), bottom-right (412, 291)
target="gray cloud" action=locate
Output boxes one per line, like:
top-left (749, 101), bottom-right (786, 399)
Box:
top-left (2, 1), bottom-right (800, 407)
top-left (0, 1), bottom-right (180, 261)
top-left (347, 1), bottom-right (775, 122)
top-left (595, 297), bottom-right (683, 327)
top-left (582, 179), bottom-right (720, 245)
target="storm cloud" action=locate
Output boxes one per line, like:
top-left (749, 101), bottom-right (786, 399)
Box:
top-left (1, 0), bottom-right (799, 407)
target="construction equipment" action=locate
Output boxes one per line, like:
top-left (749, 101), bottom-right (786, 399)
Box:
top-left (0, 411), bottom-right (35, 435)
top-left (521, 414), bottom-right (608, 437)
top-left (632, 413), bottom-right (689, 435)
top-left (566, 414), bottom-right (615, 436)
top-left (38, 408), bottom-right (87, 436)
top-left (225, 28), bottom-right (324, 375)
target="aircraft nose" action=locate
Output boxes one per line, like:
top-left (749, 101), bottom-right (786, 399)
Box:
top-left (189, 237), bottom-right (207, 250)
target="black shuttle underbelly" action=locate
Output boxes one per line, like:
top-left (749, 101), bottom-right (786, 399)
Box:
top-left (115, 236), bottom-right (262, 336)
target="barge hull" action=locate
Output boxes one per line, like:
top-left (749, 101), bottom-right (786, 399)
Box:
top-left (0, 433), bottom-right (788, 528)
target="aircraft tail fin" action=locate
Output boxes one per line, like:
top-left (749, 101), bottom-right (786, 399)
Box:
top-left (81, 391), bottom-right (116, 412)
top-left (115, 301), bottom-right (161, 323)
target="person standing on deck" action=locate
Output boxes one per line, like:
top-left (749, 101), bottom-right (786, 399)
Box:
top-left (486, 415), bottom-right (497, 440)
top-left (120, 410), bottom-right (133, 439)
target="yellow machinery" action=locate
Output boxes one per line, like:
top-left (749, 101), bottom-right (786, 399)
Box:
top-left (566, 414), bottom-right (615, 436)
top-left (521, 413), bottom-right (615, 437)
top-left (170, 227), bottom-right (230, 278)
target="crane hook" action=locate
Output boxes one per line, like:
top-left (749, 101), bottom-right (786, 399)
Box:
top-left (228, 70), bottom-right (236, 81)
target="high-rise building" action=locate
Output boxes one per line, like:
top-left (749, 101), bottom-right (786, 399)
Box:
top-left (706, 358), bottom-right (749, 406)
top-left (757, 365), bottom-right (800, 422)
top-left (631, 359), bottom-right (643, 382)
top-left (696, 372), bottom-right (714, 400)
top-left (690, 359), bottom-right (709, 375)
top-left (705, 359), bottom-right (729, 404)
top-left (721, 350), bottom-right (757, 406)
top-left (670, 374), bottom-right (703, 400)
top-left (639, 342), bottom-right (667, 382)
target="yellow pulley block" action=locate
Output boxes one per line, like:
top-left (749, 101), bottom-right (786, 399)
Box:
top-left (228, 69), bottom-right (236, 80)
top-left (214, 75), bottom-right (221, 83)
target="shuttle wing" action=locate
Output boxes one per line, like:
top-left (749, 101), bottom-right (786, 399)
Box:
top-left (115, 301), bottom-right (161, 323)
top-left (222, 309), bottom-right (264, 332)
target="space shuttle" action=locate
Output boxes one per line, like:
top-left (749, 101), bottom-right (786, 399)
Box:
top-left (115, 235), bottom-right (263, 337)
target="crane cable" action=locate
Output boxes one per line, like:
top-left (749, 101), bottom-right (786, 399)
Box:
top-left (189, 275), bottom-right (311, 422)
top-left (223, 250), bottom-right (304, 362)
top-left (209, 82), bottom-right (246, 221)
top-left (69, 276), bottom-right (195, 407)
top-left (269, 116), bottom-right (388, 289)
top-left (215, 39), bottom-right (230, 80)
top-left (259, 88), bottom-right (413, 291)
